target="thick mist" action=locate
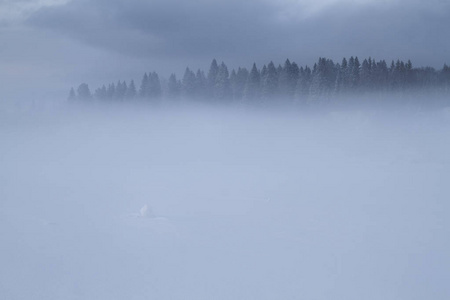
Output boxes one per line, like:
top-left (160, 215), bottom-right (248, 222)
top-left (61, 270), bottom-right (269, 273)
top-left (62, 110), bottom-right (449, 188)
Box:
top-left (1, 104), bottom-right (450, 299)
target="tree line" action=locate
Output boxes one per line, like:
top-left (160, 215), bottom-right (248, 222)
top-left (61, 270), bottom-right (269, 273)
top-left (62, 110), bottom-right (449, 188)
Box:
top-left (69, 57), bottom-right (450, 105)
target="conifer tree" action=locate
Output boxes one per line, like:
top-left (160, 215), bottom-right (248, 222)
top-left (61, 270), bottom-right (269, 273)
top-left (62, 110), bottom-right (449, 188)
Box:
top-left (94, 85), bottom-right (107, 100)
top-left (106, 83), bottom-right (115, 99)
top-left (278, 59), bottom-right (292, 98)
top-left (243, 63), bottom-right (260, 102)
top-left (68, 87), bottom-right (76, 101)
top-left (139, 73), bottom-right (149, 98)
top-left (148, 72), bottom-right (162, 99)
top-left (182, 67), bottom-right (196, 98)
top-left (125, 80), bottom-right (137, 99)
top-left (261, 61), bottom-right (278, 102)
top-left (360, 59), bottom-right (371, 91)
top-left (295, 66), bottom-right (312, 101)
top-left (168, 74), bottom-right (181, 99)
top-left (195, 69), bottom-right (207, 99)
top-left (77, 83), bottom-right (92, 100)
top-left (207, 59), bottom-right (219, 98)
top-left (215, 62), bottom-right (231, 100)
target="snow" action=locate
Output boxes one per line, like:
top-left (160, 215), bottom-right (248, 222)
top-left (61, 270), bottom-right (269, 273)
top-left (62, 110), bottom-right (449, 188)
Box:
top-left (1, 105), bottom-right (450, 299)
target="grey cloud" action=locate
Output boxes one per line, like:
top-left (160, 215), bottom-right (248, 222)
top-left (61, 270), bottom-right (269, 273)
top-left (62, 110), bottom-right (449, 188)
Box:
top-left (27, 0), bottom-right (279, 59)
top-left (26, 0), bottom-right (450, 68)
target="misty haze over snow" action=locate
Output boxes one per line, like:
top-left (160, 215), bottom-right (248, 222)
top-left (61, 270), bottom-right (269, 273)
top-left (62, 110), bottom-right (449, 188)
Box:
top-left (2, 107), bottom-right (450, 299)
top-left (1, 0), bottom-right (450, 299)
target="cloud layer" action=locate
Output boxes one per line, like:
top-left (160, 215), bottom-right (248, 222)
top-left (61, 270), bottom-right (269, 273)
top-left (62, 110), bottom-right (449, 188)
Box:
top-left (1, 0), bottom-right (449, 100)
top-left (26, 0), bottom-right (450, 67)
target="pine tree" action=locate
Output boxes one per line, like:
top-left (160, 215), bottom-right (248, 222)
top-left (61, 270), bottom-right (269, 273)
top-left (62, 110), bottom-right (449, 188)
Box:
top-left (442, 64), bottom-right (450, 93)
top-left (68, 87), bottom-right (76, 101)
top-left (351, 56), bottom-right (360, 89)
top-left (243, 63), bottom-right (260, 103)
top-left (195, 69), bottom-right (207, 99)
top-left (295, 66), bottom-right (312, 102)
top-left (139, 73), bottom-right (149, 98)
top-left (148, 72), bottom-right (162, 99)
top-left (236, 67), bottom-right (249, 101)
top-left (77, 83), bottom-right (92, 100)
top-left (207, 59), bottom-right (219, 98)
top-left (106, 83), bottom-right (115, 99)
top-left (94, 85), bottom-right (107, 100)
top-left (230, 69), bottom-right (238, 100)
top-left (168, 74), bottom-right (181, 99)
top-left (125, 80), bottom-right (137, 99)
top-left (182, 67), bottom-right (196, 98)
top-left (115, 80), bottom-right (127, 101)
top-left (215, 62), bottom-right (231, 101)
top-left (309, 58), bottom-right (336, 99)
top-left (360, 59), bottom-right (371, 92)
top-left (278, 59), bottom-right (292, 99)
top-left (230, 67), bottom-right (249, 101)
top-left (261, 61), bottom-right (278, 102)
top-left (288, 62), bottom-right (300, 98)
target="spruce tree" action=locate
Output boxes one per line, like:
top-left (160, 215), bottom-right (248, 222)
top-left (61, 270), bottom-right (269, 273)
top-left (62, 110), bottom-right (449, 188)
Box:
top-left (148, 72), bottom-right (162, 99)
top-left (295, 66), bottom-right (312, 102)
top-left (207, 59), bottom-right (219, 98)
top-left (125, 80), bottom-right (137, 99)
top-left (168, 74), bottom-right (181, 99)
top-left (106, 83), bottom-right (115, 99)
top-left (68, 87), bottom-right (76, 101)
top-left (77, 83), bottom-right (92, 100)
top-left (215, 62), bottom-right (231, 101)
top-left (182, 67), bottom-right (196, 98)
top-left (139, 73), bottom-right (149, 98)
top-left (243, 63), bottom-right (261, 103)
top-left (261, 61), bottom-right (278, 102)
top-left (195, 69), bottom-right (207, 99)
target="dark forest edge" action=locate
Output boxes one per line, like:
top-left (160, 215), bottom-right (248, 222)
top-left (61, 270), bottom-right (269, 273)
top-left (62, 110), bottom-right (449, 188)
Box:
top-left (68, 57), bottom-right (450, 109)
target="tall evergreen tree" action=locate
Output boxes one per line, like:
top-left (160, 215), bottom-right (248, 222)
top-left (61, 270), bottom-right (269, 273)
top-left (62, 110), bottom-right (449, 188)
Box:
top-left (195, 69), bottom-right (207, 99)
top-left (115, 80), bottom-right (127, 101)
top-left (244, 63), bottom-right (261, 103)
top-left (295, 66), bottom-right (312, 102)
top-left (215, 62), bottom-right (231, 100)
top-left (360, 59), bottom-right (371, 91)
top-left (77, 83), bottom-right (92, 100)
top-left (139, 73), bottom-right (149, 98)
top-left (147, 72), bottom-right (162, 99)
top-left (230, 67), bottom-right (249, 101)
top-left (261, 61), bottom-right (278, 102)
top-left (168, 74), bottom-right (181, 99)
top-left (125, 80), bottom-right (137, 99)
top-left (182, 67), bottom-right (196, 98)
top-left (207, 59), bottom-right (219, 98)
top-left (278, 59), bottom-right (292, 98)
top-left (68, 87), bottom-right (76, 101)
top-left (94, 85), bottom-right (107, 100)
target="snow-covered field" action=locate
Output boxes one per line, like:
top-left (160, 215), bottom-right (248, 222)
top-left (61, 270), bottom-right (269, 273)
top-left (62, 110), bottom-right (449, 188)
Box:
top-left (1, 105), bottom-right (450, 299)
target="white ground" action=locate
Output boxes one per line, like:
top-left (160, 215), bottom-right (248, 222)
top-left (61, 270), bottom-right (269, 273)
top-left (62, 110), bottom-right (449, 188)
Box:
top-left (1, 105), bottom-right (450, 299)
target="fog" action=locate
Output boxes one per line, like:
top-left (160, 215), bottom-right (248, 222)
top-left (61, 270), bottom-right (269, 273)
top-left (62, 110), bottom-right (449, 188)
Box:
top-left (1, 103), bottom-right (450, 299)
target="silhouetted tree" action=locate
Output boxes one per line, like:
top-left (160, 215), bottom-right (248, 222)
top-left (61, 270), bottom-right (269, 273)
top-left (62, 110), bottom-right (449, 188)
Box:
top-left (167, 74), bottom-right (181, 99)
top-left (244, 63), bottom-right (261, 103)
top-left (68, 87), bottom-right (76, 101)
top-left (215, 62), bottom-right (231, 100)
top-left (77, 83), bottom-right (92, 100)
top-left (125, 80), bottom-right (137, 99)
top-left (182, 67), bottom-right (196, 98)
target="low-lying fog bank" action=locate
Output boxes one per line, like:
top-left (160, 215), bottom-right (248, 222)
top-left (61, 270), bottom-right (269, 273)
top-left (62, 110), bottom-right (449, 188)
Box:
top-left (1, 103), bottom-right (450, 299)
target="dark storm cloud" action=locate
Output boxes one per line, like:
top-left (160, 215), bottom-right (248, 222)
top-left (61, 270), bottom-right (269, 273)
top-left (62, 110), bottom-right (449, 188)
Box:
top-left (27, 0), bottom-right (278, 59)
top-left (26, 0), bottom-right (450, 67)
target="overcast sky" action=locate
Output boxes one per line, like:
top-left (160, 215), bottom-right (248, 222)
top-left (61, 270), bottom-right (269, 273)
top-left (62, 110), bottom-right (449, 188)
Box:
top-left (1, 0), bottom-right (449, 101)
